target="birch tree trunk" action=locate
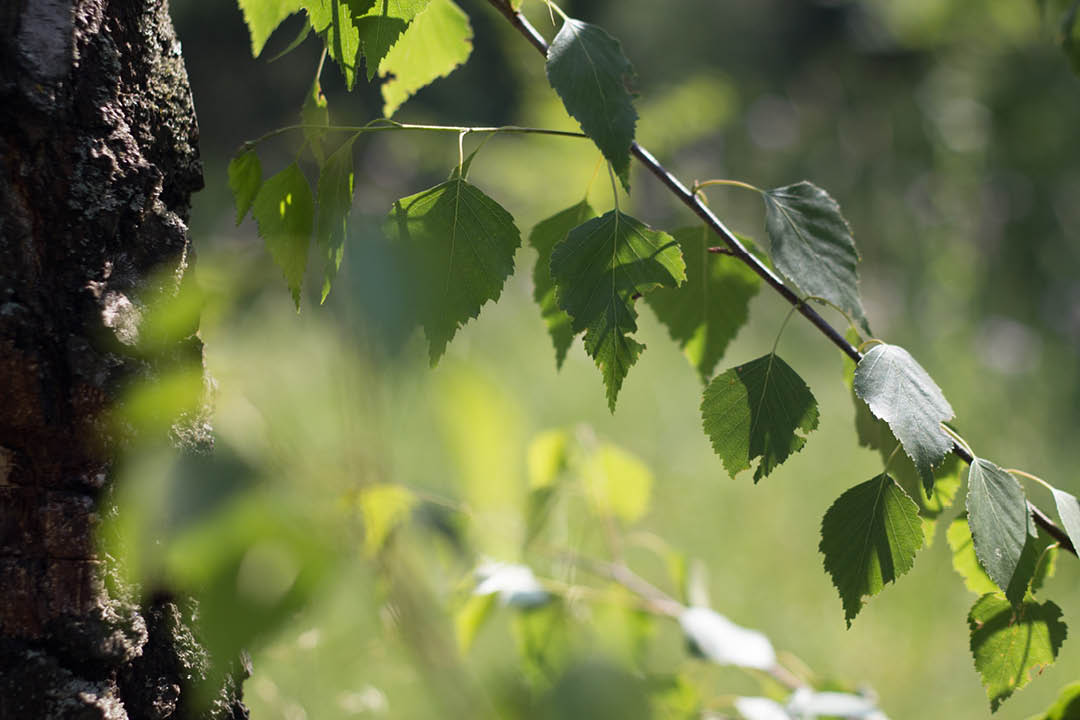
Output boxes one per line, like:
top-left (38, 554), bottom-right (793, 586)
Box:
top-left (0, 0), bottom-right (245, 716)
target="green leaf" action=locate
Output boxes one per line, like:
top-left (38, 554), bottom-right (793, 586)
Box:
top-left (967, 458), bottom-right (1034, 599)
top-left (237, 0), bottom-right (305, 57)
top-left (228, 149), bottom-right (262, 225)
top-left (1061, 0), bottom-right (1080, 76)
top-left (267, 17), bottom-right (313, 62)
top-left (527, 429), bottom-right (570, 489)
top-left (301, 78), bottom-right (330, 165)
top-left (384, 172), bottom-right (520, 364)
top-left (581, 444), bottom-right (652, 524)
top-left (819, 474), bottom-right (923, 626)
top-left (1050, 487), bottom-right (1080, 553)
top-left (455, 592), bottom-right (495, 653)
top-left (968, 594), bottom-right (1067, 712)
top-left (646, 225), bottom-right (761, 381)
top-left (357, 483), bottom-right (415, 556)
top-left (549, 210), bottom-right (685, 411)
top-left (762, 181), bottom-right (870, 334)
top-left (378, 0), bottom-right (473, 117)
top-left (545, 18), bottom-right (638, 192)
top-left (354, 0), bottom-right (431, 81)
top-left (251, 163), bottom-right (314, 309)
top-left (303, 0), bottom-right (362, 89)
top-left (315, 137), bottom-right (356, 303)
top-left (700, 353), bottom-right (819, 482)
top-left (948, 515), bottom-right (1000, 597)
top-left (529, 201), bottom-right (595, 368)
top-left (853, 343), bottom-right (955, 493)
top-left (1027, 682), bottom-right (1080, 720)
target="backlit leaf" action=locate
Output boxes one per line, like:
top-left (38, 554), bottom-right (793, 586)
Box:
top-left (762, 181), bottom-right (869, 334)
top-left (550, 210), bottom-right (684, 411)
top-left (303, 0), bottom-right (362, 88)
top-left (546, 19), bottom-right (638, 191)
top-left (968, 594), bottom-right (1067, 712)
top-left (316, 136), bottom-right (356, 302)
top-left (967, 458), bottom-right (1033, 599)
top-left (701, 353), bottom-right (818, 482)
top-left (384, 172), bottom-right (520, 364)
top-left (251, 163), bottom-right (314, 309)
top-left (378, 0), bottom-right (473, 117)
top-left (526, 429), bottom-right (570, 489)
top-left (950, 513), bottom-right (1055, 602)
top-left (237, 0), bottom-right (305, 57)
top-left (646, 225), bottom-right (760, 381)
top-left (300, 78), bottom-right (329, 165)
top-left (355, 0), bottom-right (431, 81)
top-left (358, 483), bottom-right (415, 555)
top-left (819, 474), bottom-right (923, 626)
top-left (947, 515), bottom-right (999, 597)
top-left (581, 444), bottom-right (652, 524)
top-left (228, 149), bottom-right (262, 225)
top-left (853, 343), bottom-right (954, 492)
top-left (529, 201), bottom-right (595, 368)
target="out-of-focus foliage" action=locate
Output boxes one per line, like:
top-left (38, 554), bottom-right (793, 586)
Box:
top-left (118, 0), bottom-right (1080, 716)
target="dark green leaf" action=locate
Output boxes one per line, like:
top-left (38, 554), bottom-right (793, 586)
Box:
top-left (646, 226), bottom-right (760, 381)
top-left (762, 181), bottom-right (870, 334)
top-left (237, 0), bottom-right (305, 57)
top-left (529, 201), bottom-right (595, 368)
top-left (228, 149), bottom-right (262, 225)
top-left (251, 163), bottom-right (314, 309)
top-left (354, 0), bottom-right (431, 81)
top-left (967, 458), bottom-right (1033, 598)
top-left (853, 343), bottom-right (954, 492)
top-left (700, 353), bottom-right (819, 482)
top-left (383, 173), bottom-right (520, 364)
top-left (819, 474), bottom-right (923, 626)
top-left (1061, 0), bottom-right (1080, 76)
top-left (378, 0), bottom-right (473, 117)
top-left (550, 210), bottom-right (685, 411)
top-left (1051, 487), bottom-right (1080, 554)
top-left (968, 594), bottom-right (1066, 712)
top-left (315, 137), bottom-right (356, 303)
top-left (546, 19), bottom-right (638, 192)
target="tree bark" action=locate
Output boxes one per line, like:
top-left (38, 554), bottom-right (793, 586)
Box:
top-left (0, 0), bottom-right (245, 717)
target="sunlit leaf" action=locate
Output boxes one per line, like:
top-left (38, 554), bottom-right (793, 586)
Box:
top-left (819, 474), bottom-right (923, 626)
top-left (301, 77), bottom-right (329, 165)
top-left (762, 181), bottom-right (870, 334)
top-left (967, 458), bottom-right (1033, 599)
top-left (316, 136), bottom-right (356, 302)
top-left (354, 0), bottom-right (431, 81)
top-left (357, 483), bottom-right (415, 556)
top-left (968, 594), bottom-right (1067, 712)
top-left (581, 443), bottom-right (652, 524)
top-left (303, 0), bottom-right (361, 88)
top-left (646, 225), bottom-right (760, 381)
top-left (546, 18), bottom-right (638, 191)
top-left (228, 149), bottom-right (262, 225)
top-left (378, 0), bottom-right (473, 117)
top-left (251, 163), bottom-right (314, 309)
top-left (550, 210), bottom-right (685, 411)
top-left (853, 343), bottom-right (954, 492)
top-left (529, 201), bottom-right (595, 368)
top-left (701, 353), bottom-right (818, 482)
top-left (455, 592), bottom-right (495, 652)
top-left (949, 513), bottom-right (1054, 601)
top-left (947, 515), bottom-right (999, 597)
top-left (384, 173), bottom-right (520, 364)
top-left (527, 429), bottom-right (570, 489)
top-left (237, 0), bottom-right (305, 57)
top-left (679, 606), bottom-right (776, 670)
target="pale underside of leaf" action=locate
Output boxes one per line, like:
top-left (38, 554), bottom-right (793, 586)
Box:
top-left (853, 343), bottom-right (954, 492)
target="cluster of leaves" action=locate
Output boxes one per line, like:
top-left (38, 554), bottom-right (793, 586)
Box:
top-left (227, 0), bottom-right (1080, 714)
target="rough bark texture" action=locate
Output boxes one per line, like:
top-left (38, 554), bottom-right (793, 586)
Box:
top-left (0, 0), bottom-right (246, 717)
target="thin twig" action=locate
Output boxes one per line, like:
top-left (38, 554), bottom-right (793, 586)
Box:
top-left (482, 0), bottom-right (1077, 558)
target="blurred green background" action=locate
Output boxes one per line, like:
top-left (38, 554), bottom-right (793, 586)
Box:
top-left (145, 0), bottom-right (1080, 717)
